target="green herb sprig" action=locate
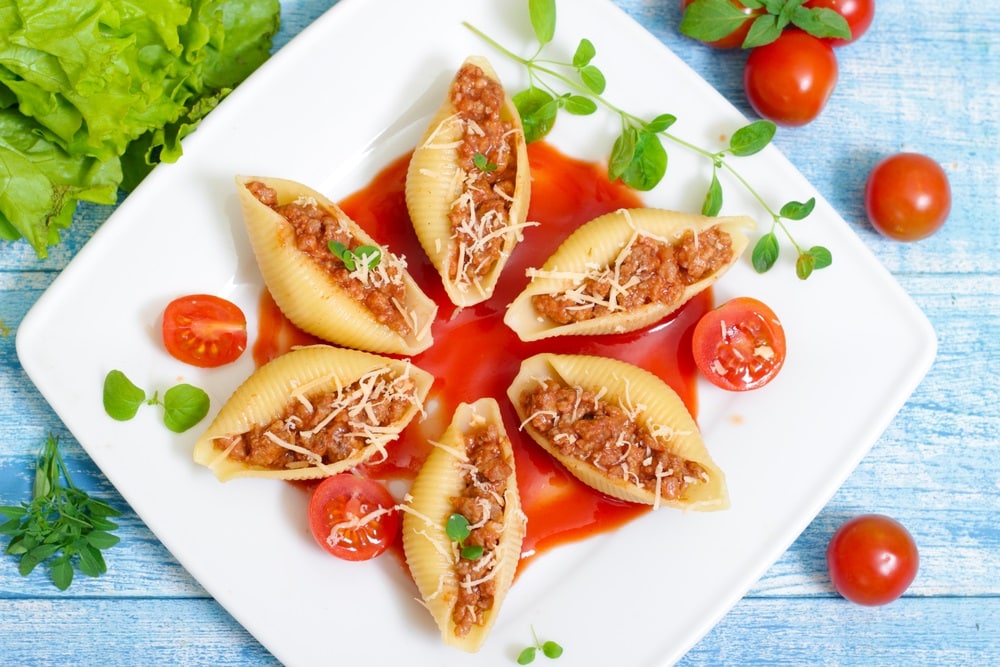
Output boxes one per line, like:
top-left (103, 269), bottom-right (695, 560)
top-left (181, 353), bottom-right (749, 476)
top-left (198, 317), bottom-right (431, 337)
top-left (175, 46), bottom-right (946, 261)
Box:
top-left (517, 626), bottom-right (564, 664)
top-left (464, 0), bottom-right (832, 279)
top-left (0, 435), bottom-right (121, 590)
top-left (329, 240), bottom-right (382, 271)
top-left (103, 369), bottom-right (210, 433)
top-left (445, 513), bottom-right (484, 560)
top-left (680, 0), bottom-right (851, 49)
top-left (474, 152), bottom-right (499, 172)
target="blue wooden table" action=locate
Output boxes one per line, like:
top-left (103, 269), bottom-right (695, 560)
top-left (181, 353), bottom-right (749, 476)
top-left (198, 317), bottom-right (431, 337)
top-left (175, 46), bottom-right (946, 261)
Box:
top-left (1, 1), bottom-right (997, 664)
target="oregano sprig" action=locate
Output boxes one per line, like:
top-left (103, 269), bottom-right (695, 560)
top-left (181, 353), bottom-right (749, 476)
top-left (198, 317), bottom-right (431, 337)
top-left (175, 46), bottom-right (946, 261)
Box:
top-left (0, 434), bottom-right (121, 590)
top-left (103, 369), bottom-right (210, 433)
top-left (680, 0), bottom-right (851, 49)
top-left (517, 626), bottom-right (564, 664)
top-left (464, 0), bottom-right (832, 279)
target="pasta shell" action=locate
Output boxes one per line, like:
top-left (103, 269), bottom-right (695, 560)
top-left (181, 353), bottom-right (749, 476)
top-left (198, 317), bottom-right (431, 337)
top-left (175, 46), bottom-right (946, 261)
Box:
top-left (405, 55), bottom-right (531, 307)
top-left (504, 208), bottom-right (752, 341)
top-left (402, 398), bottom-right (526, 652)
top-left (193, 345), bottom-right (433, 482)
top-left (507, 353), bottom-right (728, 511)
top-left (235, 175), bottom-right (437, 355)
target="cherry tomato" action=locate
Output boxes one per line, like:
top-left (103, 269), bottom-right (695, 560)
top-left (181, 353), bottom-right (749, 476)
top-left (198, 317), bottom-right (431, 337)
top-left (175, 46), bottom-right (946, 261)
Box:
top-left (681, 0), bottom-right (761, 49)
top-left (161, 294), bottom-right (248, 368)
top-left (864, 152), bottom-right (951, 241)
top-left (307, 474), bottom-right (400, 561)
top-left (827, 514), bottom-right (919, 606)
top-left (804, 0), bottom-right (875, 47)
top-left (743, 29), bottom-right (838, 126)
top-left (691, 296), bottom-right (786, 391)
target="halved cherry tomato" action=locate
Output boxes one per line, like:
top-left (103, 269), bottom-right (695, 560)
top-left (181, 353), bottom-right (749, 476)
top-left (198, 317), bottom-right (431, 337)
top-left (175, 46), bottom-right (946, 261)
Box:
top-left (691, 296), bottom-right (786, 391)
top-left (307, 474), bottom-right (400, 561)
top-left (804, 0), bottom-right (875, 47)
top-left (864, 152), bottom-right (951, 241)
top-left (161, 294), bottom-right (248, 368)
top-left (743, 29), bottom-right (838, 126)
top-left (827, 514), bottom-right (919, 606)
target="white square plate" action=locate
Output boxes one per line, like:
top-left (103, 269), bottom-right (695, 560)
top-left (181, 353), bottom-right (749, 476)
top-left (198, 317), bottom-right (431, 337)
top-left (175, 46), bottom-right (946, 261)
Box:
top-left (17, 0), bottom-right (936, 664)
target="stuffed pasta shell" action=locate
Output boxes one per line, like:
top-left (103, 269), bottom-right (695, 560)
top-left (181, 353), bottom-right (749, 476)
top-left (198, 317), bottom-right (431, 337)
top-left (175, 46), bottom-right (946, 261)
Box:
top-left (193, 345), bottom-right (433, 482)
top-left (236, 175), bottom-right (437, 355)
top-left (405, 56), bottom-right (531, 307)
top-left (508, 353), bottom-right (728, 511)
top-left (402, 398), bottom-right (526, 652)
top-left (504, 208), bottom-right (752, 341)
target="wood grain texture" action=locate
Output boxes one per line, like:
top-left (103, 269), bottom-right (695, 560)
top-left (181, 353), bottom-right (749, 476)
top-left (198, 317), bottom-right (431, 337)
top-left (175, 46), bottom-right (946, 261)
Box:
top-left (1, 0), bottom-right (997, 665)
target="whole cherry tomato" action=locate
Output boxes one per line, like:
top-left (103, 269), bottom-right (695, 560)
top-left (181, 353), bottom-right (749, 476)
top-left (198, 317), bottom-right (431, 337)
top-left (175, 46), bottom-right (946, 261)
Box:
top-left (827, 514), bottom-right (919, 606)
top-left (691, 296), bottom-right (786, 391)
top-left (804, 0), bottom-right (876, 47)
top-left (161, 294), bottom-right (248, 368)
top-left (864, 152), bottom-right (951, 241)
top-left (743, 29), bottom-right (838, 126)
top-left (308, 474), bottom-right (400, 561)
top-left (681, 0), bottom-right (761, 49)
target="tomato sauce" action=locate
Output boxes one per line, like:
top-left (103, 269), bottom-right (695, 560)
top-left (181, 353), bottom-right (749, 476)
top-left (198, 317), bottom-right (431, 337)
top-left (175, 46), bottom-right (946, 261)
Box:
top-left (254, 141), bottom-right (710, 567)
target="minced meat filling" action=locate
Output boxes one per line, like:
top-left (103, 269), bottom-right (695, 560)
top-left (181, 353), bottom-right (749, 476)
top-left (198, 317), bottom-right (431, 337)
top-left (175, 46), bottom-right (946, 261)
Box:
top-left (520, 380), bottom-right (707, 500)
top-left (447, 63), bottom-right (518, 287)
top-left (246, 180), bottom-right (411, 337)
top-left (216, 371), bottom-right (417, 470)
top-left (532, 226), bottom-right (734, 325)
top-left (450, 424), bottom-right (512, 637)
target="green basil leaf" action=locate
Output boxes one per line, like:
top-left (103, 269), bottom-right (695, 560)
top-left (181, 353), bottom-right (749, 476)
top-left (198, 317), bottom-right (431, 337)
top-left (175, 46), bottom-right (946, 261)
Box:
top-left (561, 94), bottom-right (597, 116)
top-left (808, 245), bottom-right (833, 270)
top-left (513, 88), bottom-right (558, 143)
top-left (791, 6), bottom-right (852, 40)
top-left (796, 252), bottom-right (815, 279)
top-left (780, 198), bottom-right (816, 220)
top-left (679, 0), bottom-right (756, 42)
top-left (461, 544), bottom-right (484, 560)
top-left (51, 559), bottom-right (74, 591)
top-left (752, 232), bottom-right (780, 273)
top-left (742, 13), bottom-right (784, 48)
top-left (608, 129), bottom-right (638, 181)
top-left (542, 641), bottom-right (564, 659)
top-left (702, 171), bottom-right (724, 216)
top-left (445, 513), bottom-right (471, 542)
top-left (644, 113), bottom-right (677, 134)
top-left (517, 647), bottom-right (537, 665)
top-left (103, 370), bottom-right (146, 422)
top-left (618, 131), bottom-right (667, 192)
top-left (729, 120), bottom-right (776, 156)
top-left (578, 64), bottom-right (606, 95)
top-left (572, 38), bottom-right (595, 67)
top-left (528, 0), bottom-right (556, 45)
top-left (162, 384), bottom-right (210, 433)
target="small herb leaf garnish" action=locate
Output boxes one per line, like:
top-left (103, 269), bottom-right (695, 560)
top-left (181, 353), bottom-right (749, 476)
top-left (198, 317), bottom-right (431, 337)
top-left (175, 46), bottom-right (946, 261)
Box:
top-left (445, 513), bottom-right (483, 560)
top-left (680, 0), bottom-right (851, 49)
top-left (162, 384), bottom-right (211, 433)
top-left (464, 1), bottom-right (832, 279)
top-left (517, 626), bottom-right (564, 664)
top-left (103, 370), bottom-right (146, 421)
top-left (473, 152), bottom-right (498, 172)
top-left (102, 370), bottom-right (210, 433)
top-left (328, 240), bottom-right (382, 271)
top-left (0, 435), bottom-right (121, 590)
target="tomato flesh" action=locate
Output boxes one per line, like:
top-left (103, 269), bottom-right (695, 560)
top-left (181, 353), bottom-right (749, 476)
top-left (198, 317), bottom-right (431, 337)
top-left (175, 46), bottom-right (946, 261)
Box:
top-left (743, 29), bottom-right (838, 126)
top-left (864, 152), bottom-right (951, 241)
top-left (307, 474), bottom-right (400, 561)
top-left (162, 294), bottom-right (248, 368)
top-left (827, 514), bottom-right (919, 606)
top-left (692, 296), bottom-right (786, 391)
top-left (804, 0), bottom-right (875, 47)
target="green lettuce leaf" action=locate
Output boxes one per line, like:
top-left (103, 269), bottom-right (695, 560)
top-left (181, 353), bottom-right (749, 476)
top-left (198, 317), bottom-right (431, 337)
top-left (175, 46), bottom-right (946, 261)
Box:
top-left (0, 0), bottom-right (280, 258)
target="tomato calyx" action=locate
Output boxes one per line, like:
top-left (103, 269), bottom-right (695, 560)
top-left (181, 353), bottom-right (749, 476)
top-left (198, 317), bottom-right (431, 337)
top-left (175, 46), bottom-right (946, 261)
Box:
top-left (307, 474), bottom-right (401, 562)
top-left (692, 296), bottom-right (786, 391)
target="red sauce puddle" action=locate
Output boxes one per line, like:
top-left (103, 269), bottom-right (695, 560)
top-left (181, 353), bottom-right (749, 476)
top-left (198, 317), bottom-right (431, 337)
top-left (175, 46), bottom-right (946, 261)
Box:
top-left (253, 142), bottom-right (710, 569)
